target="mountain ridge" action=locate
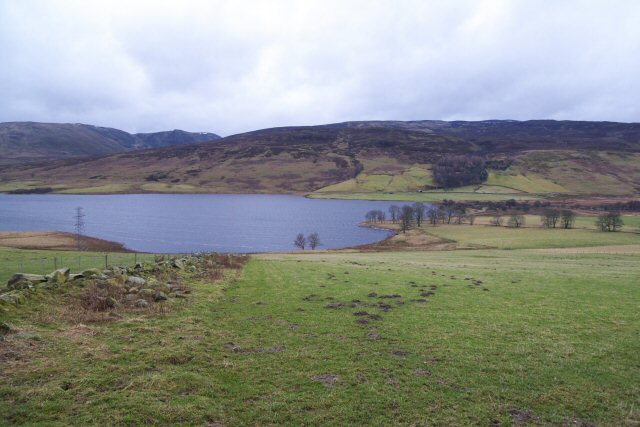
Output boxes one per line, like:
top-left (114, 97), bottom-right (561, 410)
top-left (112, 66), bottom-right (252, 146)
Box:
top-left (0, 121), bottom-right (220, 164)
top-left (0, 119), bottom-right (639, 197)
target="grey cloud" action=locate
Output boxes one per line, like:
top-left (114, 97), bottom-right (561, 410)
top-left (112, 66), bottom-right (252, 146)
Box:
top-left (1, 0), bottom-right (639, 136)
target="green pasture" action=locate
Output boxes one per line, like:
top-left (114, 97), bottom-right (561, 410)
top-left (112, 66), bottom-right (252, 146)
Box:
top-left (1, 242), bottom-right (639, 425)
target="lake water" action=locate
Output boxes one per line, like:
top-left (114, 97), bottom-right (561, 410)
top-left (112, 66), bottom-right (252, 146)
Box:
top-left (0, 194), bottom-right (414, 253)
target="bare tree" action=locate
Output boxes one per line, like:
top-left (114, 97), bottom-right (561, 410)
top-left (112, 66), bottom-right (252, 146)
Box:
top-left (541, 208), bottom-right (560, 228)
top-left (427, 208), bottom-right (439, 226)
top-left (443, 206), bottom-right (456, 224)
top-left (453, 207), bottom-right (466, 224)
top-left (507, 214), bottom-right (525, 228)
top-left (74, 206), bottom-right (85, 251)
top-left (596, 211), bottom-right (623, 232)
top-left (365, 210), bottom-right (385, 223)
top-left (294, 233), bottom-right (306, 250)
top-left (308, 233), bottom-right (320, 250)
top-left (412, 202), bottom-right (425, 227)
top-left (400, 205), bottom-right (414, 233)
top-left (388, 205), bottom-right (400, 223)
top-left (468, 214), bottom-right (476, 225)
top-left (491, 215), bottom-right (503, 226)
top-left (365, 210), bottom-right (377, 223)
top-left (560, 210), bottom-right (576, 229)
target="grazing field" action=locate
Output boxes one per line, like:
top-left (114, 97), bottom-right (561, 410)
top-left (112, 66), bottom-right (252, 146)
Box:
top-left (0, 248), bottom-right (155, 284)
top-left (1, 240), bottom-right (639, 425)
top-left (417, 223), bottom-right (640, 250)
top-left (309, 191), bottom-right (539, 202)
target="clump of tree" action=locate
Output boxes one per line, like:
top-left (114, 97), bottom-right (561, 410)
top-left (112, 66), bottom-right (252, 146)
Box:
top-left (541, 208), bottom-right (560, 228)
top-left (560, 210), bottom-right (576, 229)
top-left (432, 155), bottom-right (488, 188)
top-left (599, 200), bottom-right (640, 212)
top-left (294, 233), bottom-right (322, 250)
top-left (507, 214), bottom-right (525, 228)
top-left (388, 205), bottom-right (400, 223)
top-left (365, 210), bottom-right (386, 223)
top-left (596, 212), bottom-right (623, 232)
top-left (400, 205), bottom-right (414, 233)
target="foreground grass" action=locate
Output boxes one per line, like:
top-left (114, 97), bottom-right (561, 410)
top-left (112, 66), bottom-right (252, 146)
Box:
top-left (1, 245), bottom-right (639, 425)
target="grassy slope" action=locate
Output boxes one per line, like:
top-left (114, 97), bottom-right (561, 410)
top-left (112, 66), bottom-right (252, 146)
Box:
top-left (1, 148), bottom-right (638, 200)
top-left (312, 151), bottom-right (640, 201)
top-left (1, 227), bottom-right (640, 425)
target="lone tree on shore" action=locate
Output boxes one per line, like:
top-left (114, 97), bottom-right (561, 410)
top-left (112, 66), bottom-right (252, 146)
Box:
top-left (308, 233), bottom-right (320, 250)
top-left (74, 206), bottom-right (85, 251)
top-left (294, 233), bottom-right (306, 250)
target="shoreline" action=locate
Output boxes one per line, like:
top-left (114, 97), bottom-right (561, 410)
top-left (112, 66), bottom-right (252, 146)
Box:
top-left (0, 231), bottom-right (133, 252)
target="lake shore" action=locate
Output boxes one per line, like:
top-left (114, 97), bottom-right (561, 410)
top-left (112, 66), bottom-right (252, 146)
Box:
top-left (0, 231), bottom-right (131, 252)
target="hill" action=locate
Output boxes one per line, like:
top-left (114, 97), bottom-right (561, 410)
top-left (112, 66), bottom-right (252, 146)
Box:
top-left (0, 122), bottom-right (220, 164)
top-left (0, 120), bottom-right (638, 197)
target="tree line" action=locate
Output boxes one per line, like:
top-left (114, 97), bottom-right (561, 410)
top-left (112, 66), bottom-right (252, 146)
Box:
top-left (366, 205), bottom-right (624, 232)
top-left (366, 202), bottom-right (475, 233)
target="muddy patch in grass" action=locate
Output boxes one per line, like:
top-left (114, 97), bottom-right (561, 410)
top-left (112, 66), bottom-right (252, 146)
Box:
top-left (312, 374), bottom-right (340, 386)
top-left (414, 368), bottom-right (432, 377)
top-left (325, 302), bottom-right (344, 309)
top-left (561, 417), bottom-right (597, 427)
top-left (508, 408), bottom-right (539, 426)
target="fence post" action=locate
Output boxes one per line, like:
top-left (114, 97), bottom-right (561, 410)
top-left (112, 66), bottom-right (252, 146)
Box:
top-left (134, 253), bottom-right (137, 265)
top-left (41, 258), bottom-right (46, 274)
top-left (105, 254), bottom-right (108, 269)
top-left (54, 257), bottom-right (58, 270)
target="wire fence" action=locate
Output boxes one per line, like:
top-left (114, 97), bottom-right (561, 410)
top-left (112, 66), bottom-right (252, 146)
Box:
top-left (0, 253), bottom-right (164, 284)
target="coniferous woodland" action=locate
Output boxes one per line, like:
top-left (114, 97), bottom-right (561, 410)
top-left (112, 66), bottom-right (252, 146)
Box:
top-left (432, 155), bottom-right (488, 188)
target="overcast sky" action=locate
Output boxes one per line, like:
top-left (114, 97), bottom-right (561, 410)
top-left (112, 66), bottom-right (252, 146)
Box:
top-left (1, 0), bottom-right (639, 135)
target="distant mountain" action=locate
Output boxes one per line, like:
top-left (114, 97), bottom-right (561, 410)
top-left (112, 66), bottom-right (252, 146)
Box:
top-left (1, 119), bottom-right (639, 197)
top-left (0, 122), bottom-right (220, 164)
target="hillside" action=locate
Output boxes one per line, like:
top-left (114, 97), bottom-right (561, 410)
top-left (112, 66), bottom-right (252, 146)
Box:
top-left (0, 120), bottom-right (639, 197)
top-left (0, 122), bottom-right (220, 164)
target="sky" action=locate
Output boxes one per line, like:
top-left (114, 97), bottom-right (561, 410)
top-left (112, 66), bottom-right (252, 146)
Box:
top-left (1, 0), bottom-right (639, 136)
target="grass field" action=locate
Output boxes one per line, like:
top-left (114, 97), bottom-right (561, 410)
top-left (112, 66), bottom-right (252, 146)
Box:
top-left (0, 248), bottom-right (157, 284)
top-left (418, 223), bottom-right (640, 250)
top-left (309, 191), bottom-right (539, 202)
top-left (1, 230), bottom-right (639, 425)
